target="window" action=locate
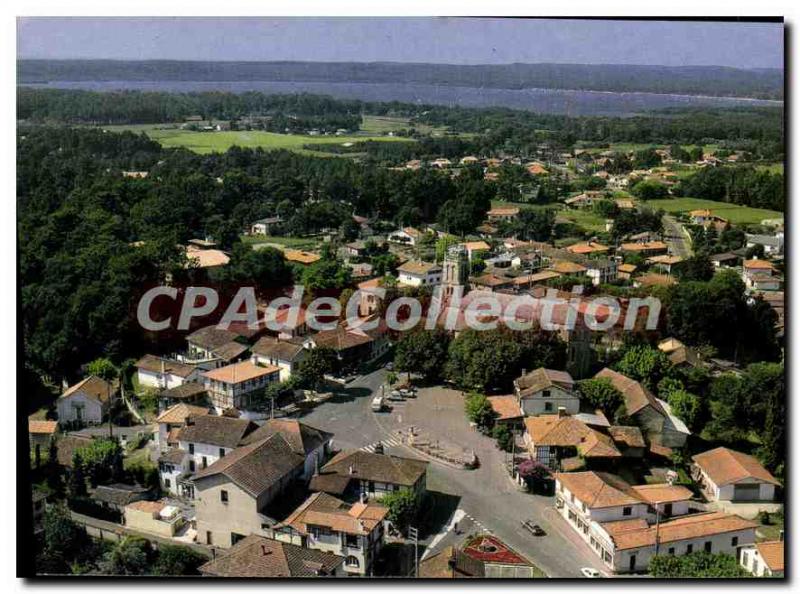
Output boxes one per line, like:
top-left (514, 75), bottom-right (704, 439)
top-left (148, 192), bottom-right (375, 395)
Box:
top-left (686, 544), bottom-right (693, 554)
top-left (164, 478), bottom-right (171, 488)
top-left (663, 503), bottom-right (673, 516)
top-left (346, 534), bottom-right (360, 548)
top-left (668, 547), bottom-right (675, 556)
top-left (202, 456), bottom-right (208, 469)
top-left (542, 389), bottom-right (551, 398)
top-left (622, 507), bottom-right (632, 516)
top-left (189, 460), bottom-right (196, 472)
top-left (220, 490), bottom-right (229, 503)
top-left (219, 448), bottom-right (226, 458)
top-left (188, 443), bottom-right (195, 454)
top-left (261, 524), bottom-right (269, 531)
top-left (346, 556), bottom-right (360, 568)
top-left (206, 531), bottom-right (213, 545)
top-left (544, 402), bottom-right (553, 412)
top-left (704, 541), bottom-right (712, 553)
top-left (731, 536), bottom-right (739, 547)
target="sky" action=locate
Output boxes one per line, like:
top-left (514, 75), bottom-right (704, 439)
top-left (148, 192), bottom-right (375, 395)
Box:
top-left (17, 17), bottom-right (784, 69)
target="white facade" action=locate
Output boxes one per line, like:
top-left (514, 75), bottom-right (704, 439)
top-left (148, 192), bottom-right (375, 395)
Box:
top-left (250, 351), bottom-right (307, 383)
top-left (57, 392), bottom-right (105, 425)
top-left (137, 368), bottom-right (198, 390)
top-left (739, 543), bottom-right (784, 577)
top-left (518, 385), bottom-right (579, 416)
top-left (397, 267), bottom-right (442, 287)
top-left (695, 467), bottom-right (776, 503)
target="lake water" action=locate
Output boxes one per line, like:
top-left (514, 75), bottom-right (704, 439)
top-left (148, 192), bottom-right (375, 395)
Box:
top-left (20, 80), bottom-right (782, 117)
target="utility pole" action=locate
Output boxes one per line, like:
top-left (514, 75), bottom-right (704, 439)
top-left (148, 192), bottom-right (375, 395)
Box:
top-left (654, 502), bottom-right (661, 556)
top-left (408, 526), bottom-right (419, 577)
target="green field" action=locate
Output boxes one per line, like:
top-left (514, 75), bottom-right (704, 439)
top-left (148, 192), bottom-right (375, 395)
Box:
top-left (646, 197), bottom-right (783, 225)
top-left (102, 123), bottom-right (414, 155)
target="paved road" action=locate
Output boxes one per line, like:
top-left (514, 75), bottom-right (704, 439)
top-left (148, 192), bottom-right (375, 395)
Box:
top-left (298, 370), bottom-right (606, 578)
top-left (663, 215), bottom-right (693, 259)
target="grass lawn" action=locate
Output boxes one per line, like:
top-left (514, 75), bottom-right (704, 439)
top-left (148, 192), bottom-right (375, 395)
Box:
top-left (123, 445), bottom-right (153, 471)
top-left (646, 197), bottom-right (783, 225)
top-left (490, 200), bottom-right (607, 233)
top-left (240, 234), bottom-right (319, 250)
top-left (102, 124), bottom-right (414, 156)
top-left (756, 511), bottom-right (784, 542)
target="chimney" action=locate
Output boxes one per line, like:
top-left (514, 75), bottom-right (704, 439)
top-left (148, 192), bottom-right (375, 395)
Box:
top-left (557, 406), bottom-right (567, 418)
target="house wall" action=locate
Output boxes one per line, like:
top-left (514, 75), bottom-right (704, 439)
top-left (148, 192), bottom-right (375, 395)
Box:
top-left (739, 546), bottom-right (782, 577)
top-left (204, 371), bottom-right (280, 411)
top-left (159, 462), bottom-right (184, 496)
top-left (177, 438), bottom-right (234, 474)
top-left (699, 471), bottom-right (776, 502)
top-left (57, 392), bottom-right (105, 425)
top-left (124, 508), bottom-right (182, 538)
top-left (606, 527), bottom-right (756, 573)
top-left (251, 352), bottom-right (307, 382)
top-left (518, 385), bottom-right (579, 416)
top-left (397, 271), bottom-right (441, 287)
top-left (194, 475), bottom-right (271, 548)
top-left (137, 368), bottom-right (192, 391)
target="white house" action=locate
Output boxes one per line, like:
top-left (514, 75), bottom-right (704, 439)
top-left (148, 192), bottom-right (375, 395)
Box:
top-left (554, 471), bottom-right (755, 574)
top-left (745, 233), bottom-right (784, 256)
top-left (739, 540), bottom-right (784, 577)
top-left (742, 259), bottom-right (782, 292)
top-left (250, 216), bottom-right (283, 236)
top-left (691, 447), bottom-right (780, 503)
top-left (273, 492), bottom-right (388, 576)
top-left (154, 402), bottom-right (211, 451)
top-left (57, 376), bottom-right (114, 426)
top-left (513, 368), bottom-right (578, 416)
top-left (201, 360), bottom-right (281, 412)
top-left (396, 261), bottom-right (442, 288)
top-left (135, 355), bottom-right (200, 390)
top-left (250, 337), bottom-right (308, 382)
top-left (584, 258), bottom-right (619, 286)
top-left (387, 227), bottom-right (422, 246)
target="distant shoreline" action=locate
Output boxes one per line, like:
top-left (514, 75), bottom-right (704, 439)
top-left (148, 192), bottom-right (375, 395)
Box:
top-left (18, 80), bottom-right (784, 105)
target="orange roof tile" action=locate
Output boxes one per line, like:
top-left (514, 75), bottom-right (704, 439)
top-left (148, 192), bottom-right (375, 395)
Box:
top-left (29, 419), bottom-right (58, 434)
top-left (202, 361), bottom-right (280, 384)
top-left (487, 396), bottom-right (522, 421)
top-left (284, 250), bottom-right (321, 265)
top-left (756, 541), bottom-right (784, 572)
top-left (692, 447), bottom-right (780, 487)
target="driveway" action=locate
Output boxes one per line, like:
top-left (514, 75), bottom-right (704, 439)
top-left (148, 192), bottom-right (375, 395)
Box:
top-left (297, 376), bottom-right (607, 577)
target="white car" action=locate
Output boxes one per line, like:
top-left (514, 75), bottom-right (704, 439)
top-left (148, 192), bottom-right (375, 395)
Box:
top-left (581, 568), bottom-right (603, 578)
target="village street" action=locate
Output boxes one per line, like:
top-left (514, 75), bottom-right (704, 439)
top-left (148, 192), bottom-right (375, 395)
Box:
top-left (298, 367), bottom-right (607, 578)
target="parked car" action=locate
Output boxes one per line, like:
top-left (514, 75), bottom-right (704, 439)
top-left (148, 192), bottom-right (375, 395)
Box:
top-left (521, 520), bottom-right (546, 536)
top-left (581, 568), bottom-right (603, 578)
top-left (399, 388), bottom-right (415, 398)
top-left (371, 395), bottom-right (385, 412)
top-left (388, 390), bottom-right (405, 402)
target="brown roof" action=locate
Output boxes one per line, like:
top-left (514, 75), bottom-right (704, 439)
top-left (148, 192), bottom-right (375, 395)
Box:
top-left (554, 471), bottom-right (641, 508)
top-left (200, 535), bottom-right (342, 577)
top-left (155, 403), bottom-right (211, 425)
top-left (419, 546), bottom-right (482, 579)
top-left (159, 382), bottom-right (208, 401)
top-left (202, 360), bottom-right (280, 384)
top-left (594, 368), bottom-right (665, 416)
top-left (743, 259), bottom-right (776, 270)
top-left (397, 261), bottom-right (441, 276)
top-left (311, 325), bottom-right (374, 352)
top-left (487, 396), bottom-right (523, 421)
top-left (177, 415), bottom-right (258, 448)
top-left (628, 484), bottom-right (693, 504)
top-left (550, 260), bottom-right (587, 274)
top-left (604, 512), bottom-right (757, 551)
top-left (692, 447), bottom-right (780, 487)
top-left (187, 326), bottom-right (239, 350)
top-left (126, 500), bottom-right (167, 514)
top-left (607, 426), bottom-right (646, 449)
top-left (755, 541), bottom-right (784, 572)
top-left (60, 376), bottom-right (113, 403)
top-left (471, 273), bottom-right (513, 288)
top-left (514, 367), bottom-right (574, 398)
top-left (525, 416), bottom-right (621, 459)
top-left (566, 241), bottom-right (609, 255)
top-left (240, 419), bottom-right (333, 455)
top-left (212, 341), bottom-right (249, 361)
top-left (29, 419), bottom-right (58, 435)
top-left (251, 336), bottom-right (306, 362)
top-left (487, 207), bottom-right (520, 217)
top-left (158, 448), bottom-right (187, 465)
top-left (618, 263), bottom-right (638, 273)
top-left (620, 241), bottom-right (669, 252)
top-left (135, 355), bottom-right (196, 378)
top-left (193, 434), bottom-right (304, 497)
top-left (277, 492), bottom-right (388, 536)
top-left (310, 451), bottom-right (428, 495)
